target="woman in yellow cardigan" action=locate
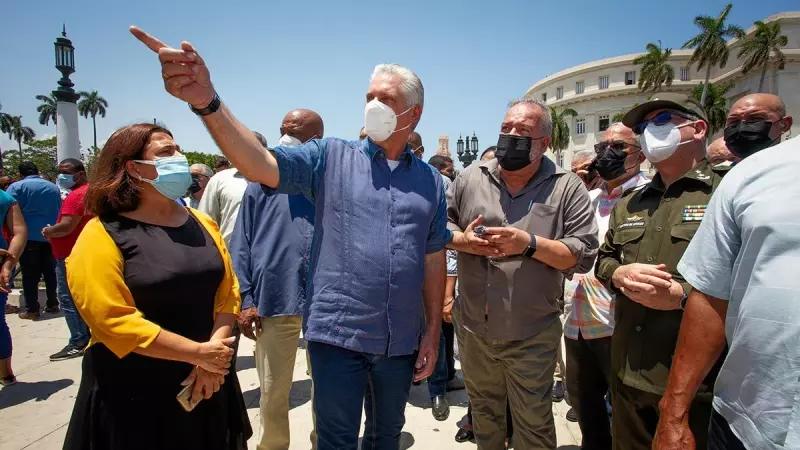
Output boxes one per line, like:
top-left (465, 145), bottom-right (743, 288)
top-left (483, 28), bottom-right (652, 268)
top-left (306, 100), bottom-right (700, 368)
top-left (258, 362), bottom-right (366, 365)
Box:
top-left (63, 123), bottom-right (252, 450)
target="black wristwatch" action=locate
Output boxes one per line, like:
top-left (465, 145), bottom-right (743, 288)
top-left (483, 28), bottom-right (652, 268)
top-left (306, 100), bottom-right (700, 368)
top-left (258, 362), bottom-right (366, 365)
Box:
top-left (190, 93), bottom-right (221, 116)
top-left (522, 233), bottom-right (537, 258)
top-left (679, 286), bottom-right (689, 310)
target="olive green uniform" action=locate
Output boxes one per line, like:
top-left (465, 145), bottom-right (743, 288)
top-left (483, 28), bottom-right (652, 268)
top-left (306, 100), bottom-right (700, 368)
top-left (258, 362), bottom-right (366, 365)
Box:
top-left (595, 159), bottom-right (728, 450)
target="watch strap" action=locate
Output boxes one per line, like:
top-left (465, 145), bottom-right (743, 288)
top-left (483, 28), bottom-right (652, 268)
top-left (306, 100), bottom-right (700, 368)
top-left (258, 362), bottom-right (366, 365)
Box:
top-left (190, 93), bottom-right (221, 116)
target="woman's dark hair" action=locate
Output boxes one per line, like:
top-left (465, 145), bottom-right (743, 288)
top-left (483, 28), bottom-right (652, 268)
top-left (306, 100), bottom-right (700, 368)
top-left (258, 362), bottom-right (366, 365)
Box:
top-left (85, 123), bottom-right (172, 216)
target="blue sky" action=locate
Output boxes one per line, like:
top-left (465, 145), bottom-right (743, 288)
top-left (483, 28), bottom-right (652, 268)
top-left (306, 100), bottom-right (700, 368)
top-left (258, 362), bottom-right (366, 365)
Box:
top-left (1, 0), bottom-right (796, 167)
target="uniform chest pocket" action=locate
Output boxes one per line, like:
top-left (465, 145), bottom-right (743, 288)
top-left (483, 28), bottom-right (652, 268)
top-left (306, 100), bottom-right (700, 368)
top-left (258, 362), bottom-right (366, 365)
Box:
top-left (526, 204), bottom-right (559, 240)
top-left (666, 223), bottom-right (700, 270)
top-left (612, 226), bottom-right (645, 265)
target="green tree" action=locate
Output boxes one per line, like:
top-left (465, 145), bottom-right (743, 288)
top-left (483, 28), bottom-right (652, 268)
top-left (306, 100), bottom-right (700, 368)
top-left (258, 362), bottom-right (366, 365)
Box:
top-left (549, 106), bottom-right (578, 164)
top-left (3, 137), bottom-right (58, 180)
top-left (6, 116), bottom-right (36, 159)
top-left (737, 20), bottom-right (788, 93)
top-left (692, 82), bottom-right (735, 136)
top-left (35, 93), bottom-right (59, 126)
top-left (77, 90), bottom-right (109, 150)
top-left (612, 112), bottom-right (626, 123)
top-left (633, 41), bottom-right (675, 92)
top-left (682, 3), bottom-right (745, 104)
top-left (183, 150), bottom-right (219, 169)
top-left (0, 102), bottom-right (11, 135)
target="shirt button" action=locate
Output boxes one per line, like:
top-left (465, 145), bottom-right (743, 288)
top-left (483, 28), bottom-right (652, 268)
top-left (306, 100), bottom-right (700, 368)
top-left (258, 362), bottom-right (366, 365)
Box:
top-left (391, 222), bottom-right (396, 227)
top-left (486, 283), bottom-right (491, 287)
top-left (656, 226), bottom-right (663, 232)
top-left (635, 325), bottom-right (642, 332)
top-left (646, 256), bottom-right (654, 262)
top-left (391, 249), bottom-right (396, 255)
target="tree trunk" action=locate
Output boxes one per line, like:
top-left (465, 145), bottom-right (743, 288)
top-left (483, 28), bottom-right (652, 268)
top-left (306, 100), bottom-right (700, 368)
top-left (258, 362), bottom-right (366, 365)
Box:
top-left (17, 138), bottom-right (23, 160)
top-left (700, 65), bottom-right (712, 105)
top-left (758, 64), bottom-right (767, 93)
top-left (92, 115), bottom-right (97, 150)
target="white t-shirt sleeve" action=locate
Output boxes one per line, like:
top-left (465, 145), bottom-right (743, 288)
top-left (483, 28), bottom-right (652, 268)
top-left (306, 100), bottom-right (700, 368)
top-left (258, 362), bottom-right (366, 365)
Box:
top-left (676, 174), bottom-right (742, 301)
top-left (197, 175), bottom-right (221, 222)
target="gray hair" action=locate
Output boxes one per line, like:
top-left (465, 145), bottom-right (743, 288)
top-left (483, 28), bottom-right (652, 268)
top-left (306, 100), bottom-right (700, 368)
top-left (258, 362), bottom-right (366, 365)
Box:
top-left (572, 150), bottom-right (596, 164)
top-left (507, 97), bottom-right (553, 139)
top-left (371, 64), bottom-right (425, 108)
top-left (190, 164), bottom-right (214, 177)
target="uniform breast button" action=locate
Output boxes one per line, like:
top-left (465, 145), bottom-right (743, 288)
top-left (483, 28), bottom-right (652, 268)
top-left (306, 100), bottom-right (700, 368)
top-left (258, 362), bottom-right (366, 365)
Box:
top-left (635, 326), bottom-right (642, 332)
top-left (656, 227), bottom-right (663, 232)
top-left (646, 256), bottom-right (654, 262)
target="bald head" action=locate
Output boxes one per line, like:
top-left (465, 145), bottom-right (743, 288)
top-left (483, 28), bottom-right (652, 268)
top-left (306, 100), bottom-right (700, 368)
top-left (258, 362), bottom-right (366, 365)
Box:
top-left (280, 109), bottom-right (324, 143)
top-left (725, 93), bottom-right (793, 157)
top-left (707, 137), bottom-right (740, 165)
top-left (604, 122), bottom-right (636, 144)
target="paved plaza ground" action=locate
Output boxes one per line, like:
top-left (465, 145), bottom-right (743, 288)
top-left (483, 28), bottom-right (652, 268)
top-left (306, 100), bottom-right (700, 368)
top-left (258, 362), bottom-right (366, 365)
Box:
top-left (0, 299), bottom-right (581, 450)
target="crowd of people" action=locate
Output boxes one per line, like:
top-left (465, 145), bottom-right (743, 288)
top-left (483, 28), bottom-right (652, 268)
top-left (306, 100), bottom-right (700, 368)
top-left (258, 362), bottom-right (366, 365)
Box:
top-left (0, 23), bottom-right (796, 450)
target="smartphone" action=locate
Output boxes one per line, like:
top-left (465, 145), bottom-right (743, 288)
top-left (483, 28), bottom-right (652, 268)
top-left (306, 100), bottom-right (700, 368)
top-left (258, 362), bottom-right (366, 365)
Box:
top-left (473, 225), bottom-right (487, 237)
top-left (177, 380), bottom-right (202, 412)
top-left (585, 161), bottom-right (599, 184)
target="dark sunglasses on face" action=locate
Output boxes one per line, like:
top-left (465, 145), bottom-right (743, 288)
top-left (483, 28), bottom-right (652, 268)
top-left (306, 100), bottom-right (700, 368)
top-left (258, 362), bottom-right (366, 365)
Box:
top-left (594, 140), bottom-right (640, 154)
top-left (634, 110), bottom-right (694, 134)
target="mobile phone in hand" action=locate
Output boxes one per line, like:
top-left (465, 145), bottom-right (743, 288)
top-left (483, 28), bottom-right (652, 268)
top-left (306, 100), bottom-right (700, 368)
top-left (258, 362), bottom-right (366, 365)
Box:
top-left (473, 225), bottom-right (487, 237)
top-left (177, 380), bottom-right (202, 412)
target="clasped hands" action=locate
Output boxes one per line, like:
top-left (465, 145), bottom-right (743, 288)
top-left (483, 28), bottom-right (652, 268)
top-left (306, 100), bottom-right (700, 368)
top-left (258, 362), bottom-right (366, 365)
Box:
top-left (611, 263), bottom-right (684, 310)
top-left (182, 336), bottom-right (236, 404)
top-left (455, 215), bottom-right (531, 258)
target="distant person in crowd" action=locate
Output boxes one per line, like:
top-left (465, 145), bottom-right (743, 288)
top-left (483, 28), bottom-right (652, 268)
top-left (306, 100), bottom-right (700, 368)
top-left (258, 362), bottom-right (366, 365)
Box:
top-left (706, 137), bottom-right (740, 167)
top-left (653, 95), bottom-right (795, 450)
top-left (564, 124), bottom-right (649, 450)
top-left (0, 185), bottom-right (28, 386)
top-left (572, 149), bottom-right (604, 190)
top-left (723, 93), bottom-right (793, 160)
top-left (183, 163), bottom-right (213, 208)
top-left (233, 109), bottom-right (323, 450)
top-left (480, 146), bottom-right (496, 161)
top-left (0, 177), bottom-right (14, 191)
top-left (8, 162), bottom-right (61, 320)
top-left (359, 127), bottom-right (367, 140)
top-left (595, 93), bottom-right (728, 450)
top-left (63, 123), bottom-right (251, 449)
top-left (132, 26), bottom-right (448, 449)
top-left (425, 154), bottom-right (465, 422)
top-left (447, 98), bottom-right (599, 449)
top-left (42, 159), bottom-right (93, 361)
top-left (214, 155), bottom-right (231, 172)
top-left (409, 131), bottom-right (425, 159)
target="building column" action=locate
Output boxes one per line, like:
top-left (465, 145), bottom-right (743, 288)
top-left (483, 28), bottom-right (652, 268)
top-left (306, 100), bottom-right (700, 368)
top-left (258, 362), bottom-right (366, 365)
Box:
top-left (56, 101), bottom-right (81, 162)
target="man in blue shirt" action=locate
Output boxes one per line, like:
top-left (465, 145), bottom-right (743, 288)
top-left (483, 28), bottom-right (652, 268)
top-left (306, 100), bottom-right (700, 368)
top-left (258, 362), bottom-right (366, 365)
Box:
top-left (132, 27), bottom-right (448, 450)
top-left (8, 162), bottom-right (61, 320)
top-left (233, 109), bottom-right (323, 450)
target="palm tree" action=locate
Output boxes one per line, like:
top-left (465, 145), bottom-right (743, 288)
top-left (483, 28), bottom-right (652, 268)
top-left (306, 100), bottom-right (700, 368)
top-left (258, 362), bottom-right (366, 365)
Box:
top-left (6, 116), bottom-right (36, 159)
top-left (549, 106), bottom-right (578, 165)
top-left (682, 3), bottom-right (745, 105)
top-left (692, 82), bottom-right (735, 136)
top-left (35, 93), bottom-right (59, 126)
top-left (77, 90), bottom-right (109, 150)
top-left (737, 20), bottom-right (788, 93)
top-left (633, 41), bottom-right (675, 92)
top-left (612, 112), bottom-right (626, 123)
top-left (0, 102), bottom-right (11, 135)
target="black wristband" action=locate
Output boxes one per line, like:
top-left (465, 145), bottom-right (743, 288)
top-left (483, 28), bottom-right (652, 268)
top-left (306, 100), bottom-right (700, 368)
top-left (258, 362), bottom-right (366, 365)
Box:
top-left (190, 93), bottom-right (221, 116)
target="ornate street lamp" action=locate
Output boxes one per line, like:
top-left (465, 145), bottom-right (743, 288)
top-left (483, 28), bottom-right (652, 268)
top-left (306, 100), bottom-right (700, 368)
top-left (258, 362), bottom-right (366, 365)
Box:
top-left (52, 25), bottom-right (81, 162)
top-left (457, 133), bottom-right (480, 167)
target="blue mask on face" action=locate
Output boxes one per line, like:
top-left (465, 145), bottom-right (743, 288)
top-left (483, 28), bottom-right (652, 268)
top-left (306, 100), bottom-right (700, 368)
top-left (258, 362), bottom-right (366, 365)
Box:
top-left (134, 155), bottom-right (192, 200)
top-left (57, 174), bottom-right (76, 190)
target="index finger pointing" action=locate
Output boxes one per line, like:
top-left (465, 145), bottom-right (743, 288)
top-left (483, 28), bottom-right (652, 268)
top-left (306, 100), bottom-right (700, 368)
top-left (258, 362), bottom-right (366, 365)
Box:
top-left (129, 26), bottom-right (168, 53)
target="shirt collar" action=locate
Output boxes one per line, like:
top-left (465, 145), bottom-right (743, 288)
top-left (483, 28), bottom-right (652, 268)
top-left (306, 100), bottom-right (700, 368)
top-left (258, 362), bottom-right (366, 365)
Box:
top-left (363, 139), bottom-right (414, 167)
top-left (23, 175), bottom-right (41, 180)
top-left (646, 159), bottom-right (714, 193)
top-left (601, 172), bottom-right (649, 199)
top-left (482, 156), bottom-right (564, 190)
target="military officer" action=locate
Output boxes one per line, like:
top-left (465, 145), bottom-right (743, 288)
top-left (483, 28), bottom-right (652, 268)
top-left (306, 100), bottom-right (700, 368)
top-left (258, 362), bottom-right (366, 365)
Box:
top-left (594, 93), bottom-right (728, 450)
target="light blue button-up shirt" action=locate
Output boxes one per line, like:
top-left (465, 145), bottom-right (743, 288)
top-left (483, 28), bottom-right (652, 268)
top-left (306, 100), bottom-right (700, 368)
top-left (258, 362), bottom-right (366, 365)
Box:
top-left (678, 138), bottom-right (800, 450)
top-left (271, 138), bottom-right (450, 356)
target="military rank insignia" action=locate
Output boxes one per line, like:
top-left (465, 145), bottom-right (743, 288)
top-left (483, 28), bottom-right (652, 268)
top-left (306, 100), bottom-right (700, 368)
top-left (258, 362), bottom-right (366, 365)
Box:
top-left (682, 205), bottom-right (707, 222)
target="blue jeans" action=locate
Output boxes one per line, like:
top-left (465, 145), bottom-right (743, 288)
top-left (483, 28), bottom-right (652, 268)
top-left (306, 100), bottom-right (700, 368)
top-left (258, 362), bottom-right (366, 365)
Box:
top-left (56, 259), bottom-right (89, 347)
top-left (0, 291), bottom-right (10, 359)
top-left (428, 328), bottom-right (448, 398)
top-left (308, 341), bottom-right (416, 450)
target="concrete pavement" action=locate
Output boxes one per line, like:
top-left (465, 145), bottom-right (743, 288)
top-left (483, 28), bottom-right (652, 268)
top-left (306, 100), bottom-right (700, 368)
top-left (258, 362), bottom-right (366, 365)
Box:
top-left (0, 305), bottom-right (582, 449)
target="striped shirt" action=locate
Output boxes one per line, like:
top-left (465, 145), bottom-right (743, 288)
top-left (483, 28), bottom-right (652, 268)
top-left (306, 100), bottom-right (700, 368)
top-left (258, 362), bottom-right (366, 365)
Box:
top-left (564, 173), bottom-right (649, 340)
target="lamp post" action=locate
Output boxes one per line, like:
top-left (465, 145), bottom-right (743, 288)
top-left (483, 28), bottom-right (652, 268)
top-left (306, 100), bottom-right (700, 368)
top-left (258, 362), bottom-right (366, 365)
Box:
top-left (52, 25), bottom-right (81, 163)
top-left (456, 133), bottom-right (480, 167)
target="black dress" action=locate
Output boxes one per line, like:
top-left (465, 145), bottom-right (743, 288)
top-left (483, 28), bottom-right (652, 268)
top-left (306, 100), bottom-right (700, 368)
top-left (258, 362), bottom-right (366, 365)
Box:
top-left (64, 214), bottom-right (252, 450)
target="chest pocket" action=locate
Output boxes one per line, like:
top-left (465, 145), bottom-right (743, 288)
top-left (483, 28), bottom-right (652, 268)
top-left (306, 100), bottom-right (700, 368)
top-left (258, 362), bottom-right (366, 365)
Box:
top-left (665, 223), bottom-right (700, 271)
top-left (613, 226), bottom-right (645, 265)
top-left (525, 204), bottom-right (559, 240)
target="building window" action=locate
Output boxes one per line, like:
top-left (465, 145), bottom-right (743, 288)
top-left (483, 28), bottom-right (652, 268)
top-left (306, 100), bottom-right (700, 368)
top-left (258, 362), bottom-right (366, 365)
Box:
top-left (576, 80), bottom-right (585, 94)
top-left (575, 118), bottom-right (586, 135)
top-left (556, 151), bottom-right (565, 168)
top-left (556, 86), bottom-right (564, 100)
top-left (599, 75), bottom-right (610, 89)
top-left (541, 92), bottom-right (547, 102)
top-left (680, 66), bottom-right (690, 81)
top-left (625, 71), bottom-right (636, 85)
top-left (598, 114), bottom-right (610, 132)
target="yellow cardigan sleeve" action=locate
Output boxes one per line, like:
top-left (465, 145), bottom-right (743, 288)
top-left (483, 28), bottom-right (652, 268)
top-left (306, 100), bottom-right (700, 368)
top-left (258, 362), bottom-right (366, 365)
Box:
top-left (66, 218), bottom-right (161, 358)
top-left (190, 209), bottom-right (242, 316)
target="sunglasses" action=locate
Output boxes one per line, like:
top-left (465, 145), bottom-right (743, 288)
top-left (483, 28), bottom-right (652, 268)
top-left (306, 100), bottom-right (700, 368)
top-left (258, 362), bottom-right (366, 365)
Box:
top-left (594, 140), bottom-right (640, 154)
top-left (634, 110), bottom-right (694, 134)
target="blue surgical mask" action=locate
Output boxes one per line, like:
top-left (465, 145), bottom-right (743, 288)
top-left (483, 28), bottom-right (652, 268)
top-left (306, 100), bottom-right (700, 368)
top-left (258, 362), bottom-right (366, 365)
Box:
top-left (133, 155), bottom-right (192, 200)
top-left (57, 174), bottom-right (76, 190)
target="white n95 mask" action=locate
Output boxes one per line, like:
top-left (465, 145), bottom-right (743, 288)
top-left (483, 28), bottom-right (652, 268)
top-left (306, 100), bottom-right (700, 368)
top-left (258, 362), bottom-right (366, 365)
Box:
top-left (278, 134), bottom-right (302, 147)
top-left (364, 99), bottom-right (412, 142)
top-left (640, 122), bottom-right (695, 163)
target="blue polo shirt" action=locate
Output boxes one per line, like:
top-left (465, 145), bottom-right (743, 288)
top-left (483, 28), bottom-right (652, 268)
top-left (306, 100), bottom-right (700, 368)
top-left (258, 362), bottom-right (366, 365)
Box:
top-left (231, 182), bottom-right (315, 318)
top-left (271, 138), bottom-right (450, 356)
top-left (7, 175), bottom-right (61, 242)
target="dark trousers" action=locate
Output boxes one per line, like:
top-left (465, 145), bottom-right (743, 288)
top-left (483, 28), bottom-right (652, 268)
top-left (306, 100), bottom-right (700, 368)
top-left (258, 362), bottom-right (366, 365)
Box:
top-left (565, 335), bottom-right (612, 450)
top-left (307, 341), bottom-right (416, 450)
top-left (429, 321), bottom-right (458, 398)
top-left (442, 320), bottom-right (456, 379)
top-left (708, 409), bottom-right (745, 450)
top-left (467, 401), bottom-right (514, 438)
top-left (19, 241), bottom-right (57, 313)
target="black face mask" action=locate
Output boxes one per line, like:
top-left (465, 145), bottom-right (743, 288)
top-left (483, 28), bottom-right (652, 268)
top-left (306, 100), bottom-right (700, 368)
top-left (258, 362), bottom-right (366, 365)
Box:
top-left (495, 134), bottom-right (533, 171)
top-left (188, 174), bottom-right (202, 194)
top-left (594, 147), bottom-right (635, 181)
top-left (724, 120), bottom-right (778, 159)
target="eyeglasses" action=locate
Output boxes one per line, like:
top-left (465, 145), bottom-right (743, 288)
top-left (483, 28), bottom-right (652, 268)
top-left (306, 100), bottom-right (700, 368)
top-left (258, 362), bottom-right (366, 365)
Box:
top-left (594, 140), bottom-right (640, 154)
top-left (634, 110), bottom-right (694, 134)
